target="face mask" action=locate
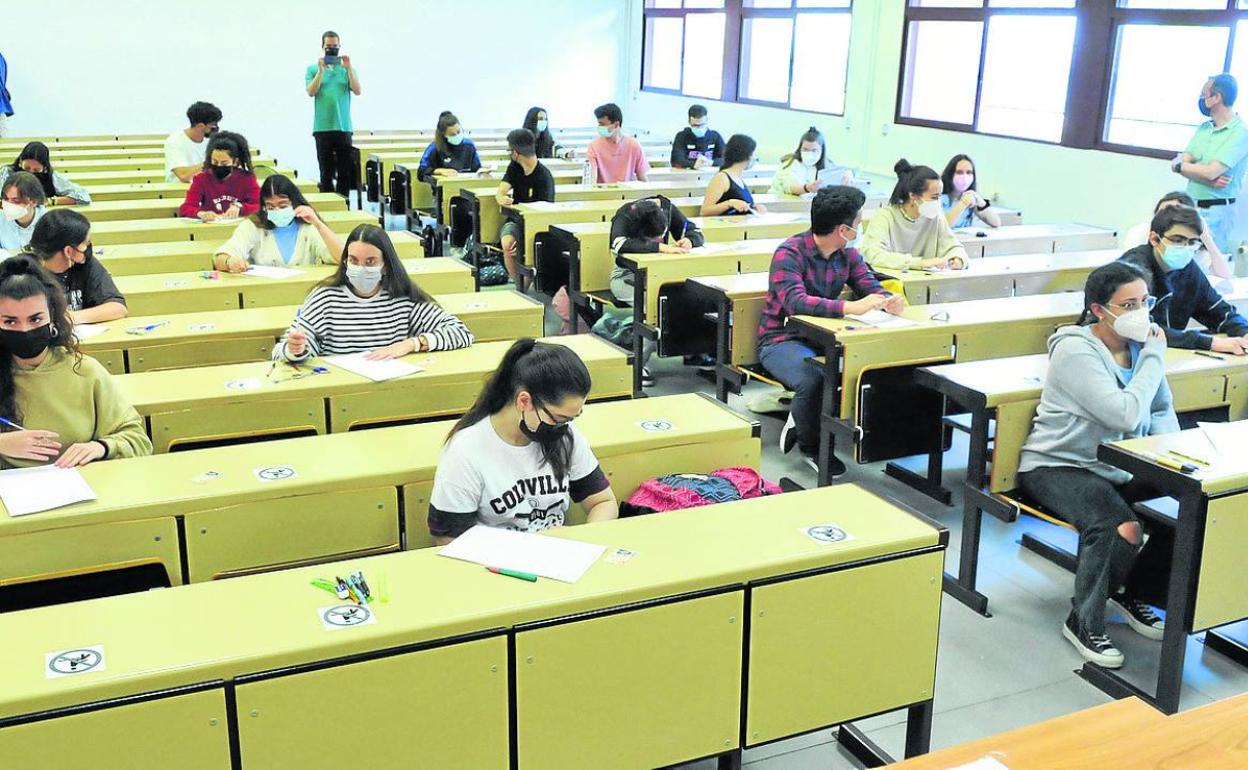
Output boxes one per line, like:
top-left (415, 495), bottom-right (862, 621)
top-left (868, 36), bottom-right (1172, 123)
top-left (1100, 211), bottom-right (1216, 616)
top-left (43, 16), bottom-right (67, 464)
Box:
top-left (0, 323), bottom-right (54, 359)
top-left (841, 226), bottom-right (861, 251)
top-left (535, 119), bottom-right (548, 133)
top-left (345, 264), bottom-right (383, 294)
top-left (210, 165), bottom-right (233, 181)
top-left (952, 174), bottom-right (974, 193)
top-left (2, 201), bottom-right (28, 221)
top-left (447, 133), bottom-right (465, 147)
top-left (917, 199), bottom-right (943, 220)
top-left (1106, 306), bottom-right (1152, 344)
top-left (1199, 95), bottom-right (1213, 118)
top-left (596, 126), bottom-right (612, 138)
top-left (691, 125), bottom-right (708, 138)
top-left (1161, 242), bottom-right (1196, 271)
top-left (518, 402), bottom-right (570, 445)
top-left (70, 243), bottom-right (94, 264)
top-left (267, 207), bottom-right (296, 228)
top-left (800, 150), bottom-right (820, 168)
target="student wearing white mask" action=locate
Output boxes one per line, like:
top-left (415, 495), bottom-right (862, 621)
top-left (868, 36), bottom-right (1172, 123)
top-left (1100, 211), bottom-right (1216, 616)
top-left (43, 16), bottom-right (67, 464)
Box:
top-left (1018, 262), bottom-right (1177, 668)
top-left (274, 224), bottom-right (472, 363)
top-left (939, 154), bottom-right (1001, 229)
top-left (860, 159), bottom-right (969, 271)
top-left (213, 175), bottom-right (343, 272)
top-left (670, 104), bottom-right (724, 170)
top-left (1117, 205), bottom-right (1248, 355)
top-left (0, 172), bottom-right (46, 254)
top-left (769, 127), bottom-right (853, 197)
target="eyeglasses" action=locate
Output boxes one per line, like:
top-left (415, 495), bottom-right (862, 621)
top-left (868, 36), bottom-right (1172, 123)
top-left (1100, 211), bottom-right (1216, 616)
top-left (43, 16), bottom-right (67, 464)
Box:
top-left (538, 403), bottom-right (580, 426)
top-left (1161, 234), bottom-right (1201, 248)
top-left (1108, 296), bottom-right (1157, 313)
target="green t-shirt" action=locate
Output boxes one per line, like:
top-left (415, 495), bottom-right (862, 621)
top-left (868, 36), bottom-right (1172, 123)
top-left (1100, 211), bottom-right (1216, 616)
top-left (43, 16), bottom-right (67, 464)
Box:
top-left (305, 64), bottom-right (354, 133)
top-left (1185, 114), bottom-right (1248, 200)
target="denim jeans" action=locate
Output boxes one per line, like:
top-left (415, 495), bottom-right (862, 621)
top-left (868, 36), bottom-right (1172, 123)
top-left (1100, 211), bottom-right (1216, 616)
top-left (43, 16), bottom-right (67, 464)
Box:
top-left (758, 339), bottom-right (826, 456)
top-left (1019, 466), bottom-right (1172, 635)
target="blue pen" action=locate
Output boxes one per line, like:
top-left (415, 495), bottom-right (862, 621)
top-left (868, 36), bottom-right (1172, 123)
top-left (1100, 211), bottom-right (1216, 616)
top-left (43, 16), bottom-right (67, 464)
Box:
top-left (0, 416), bottom-right (25, 431)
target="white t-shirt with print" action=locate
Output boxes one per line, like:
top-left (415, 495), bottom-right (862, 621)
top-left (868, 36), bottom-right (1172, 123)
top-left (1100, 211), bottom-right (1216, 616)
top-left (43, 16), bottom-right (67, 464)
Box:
top-left (431, 416), bottom-right (602, 533)
top-left (164, 129), bottom-right (208, 182)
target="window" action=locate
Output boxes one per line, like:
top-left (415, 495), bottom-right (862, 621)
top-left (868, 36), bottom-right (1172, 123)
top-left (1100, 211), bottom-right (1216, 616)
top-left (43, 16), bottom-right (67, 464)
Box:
top-left (641, 0), bottom-right (854, 115)
top-left (898, 0), bottom-right (1248, 157)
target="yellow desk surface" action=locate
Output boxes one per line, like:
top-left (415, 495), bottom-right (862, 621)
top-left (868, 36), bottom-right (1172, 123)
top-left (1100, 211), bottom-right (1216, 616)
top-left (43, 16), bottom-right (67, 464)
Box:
top-left (52, 155), bottom-right (276, 174)
top-left (625, 245), bottom-right (776, 325)
top-left (81, 290), bottom-right (542, 373)
top-left (1112, 421), bottom-right (1248, 497)
top-left (97, 229), bottom-right (423, 276)
top-left (0, 138), bottom-right (167, 152)
top-left (953, 222), bottom-right (1118, 259)
top-left (82, 177), bottom-right (319, 203)
top-left (69, 192), bottom-right (345, 222)
top-left (116, 334), bottom-right (630, 449)
top-left (0, 483), bottom-right (940, 721)
top-left (66, 166), bottom-right (297, 188)
top-left (885, 249), bottom-right (1118, 304)
top-left (114, 257), bottom-right (473, 315)
top-left (91, 209), bottom-right (375, 246)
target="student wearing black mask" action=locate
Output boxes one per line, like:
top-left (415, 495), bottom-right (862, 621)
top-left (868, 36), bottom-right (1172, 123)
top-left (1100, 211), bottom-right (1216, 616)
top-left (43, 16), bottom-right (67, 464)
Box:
top-left (0, 255), bottom-right (150, 469)
top-left (177, 131), bottom-right (260, 221)
top-left (0, 142), bottom-right (91, 206)
top-left (428, 338), bottom-right (618, 544)
top-left (25, 209), bottom-right (127, 324)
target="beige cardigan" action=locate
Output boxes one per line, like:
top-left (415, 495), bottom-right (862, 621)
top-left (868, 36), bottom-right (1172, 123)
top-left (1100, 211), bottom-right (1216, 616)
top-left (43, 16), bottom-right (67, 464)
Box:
top-left (215, 219), bottom-right (336, 267)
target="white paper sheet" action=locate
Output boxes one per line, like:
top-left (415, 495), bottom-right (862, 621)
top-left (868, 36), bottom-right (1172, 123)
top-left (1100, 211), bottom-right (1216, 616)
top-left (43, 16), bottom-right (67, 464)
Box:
top-left (325, 353), bottom-right (423, 382)
top-left (0, 466), bottom-right (98, 517)
top-left (846, 310), bottom-right (918, 328)
top-left (241, 265), bottom-right (304, 280)
top-left (1198, 421), bottom-right (1248, 457)
top-left (438, 526), bottom-right (607, 583)
top-left (73, 324), bottom-right (109, 339)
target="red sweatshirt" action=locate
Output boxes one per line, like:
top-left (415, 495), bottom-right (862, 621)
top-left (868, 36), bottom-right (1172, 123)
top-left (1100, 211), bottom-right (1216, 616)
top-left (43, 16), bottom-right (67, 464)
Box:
top-left (178, 170), bottom-right (261, 217)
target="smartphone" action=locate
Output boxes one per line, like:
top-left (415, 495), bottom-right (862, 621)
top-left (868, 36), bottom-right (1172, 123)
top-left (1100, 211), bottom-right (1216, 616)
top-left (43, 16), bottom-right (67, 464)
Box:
top-left (324, 46), bottom-right (340, 66)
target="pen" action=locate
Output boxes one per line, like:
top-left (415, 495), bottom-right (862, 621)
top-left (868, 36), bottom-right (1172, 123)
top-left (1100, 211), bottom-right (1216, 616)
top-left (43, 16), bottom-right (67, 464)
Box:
top-left (1151, 454), bottom-right (1197, 474)
top-left (488, 566), bottom-right (538, 582)
top-left (350, 572), bottom-right (372, 604)
top-left (1193, 350), bottom-right (1226, 360)
top-left (0, 416), bottom-right (25, 431)
top-left (1166, 449), bottom-right (1211, 466)
top-left (141, 321), bottom-right (169, 333)
top-left (354, 571), bottom-right (373, 602)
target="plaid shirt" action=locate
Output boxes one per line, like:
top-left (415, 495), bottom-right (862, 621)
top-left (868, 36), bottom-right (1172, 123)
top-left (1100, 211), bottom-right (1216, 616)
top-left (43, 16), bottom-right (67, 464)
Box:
top-left (757, 230), bottom-right (888, 348)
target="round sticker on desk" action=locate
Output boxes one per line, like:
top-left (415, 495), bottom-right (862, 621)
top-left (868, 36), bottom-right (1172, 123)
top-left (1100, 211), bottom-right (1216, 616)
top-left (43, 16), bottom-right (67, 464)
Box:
top-left (225, 379), bottom-right (261, 391)
top-left (638, 420), bottom-right (674, 432)
top-left (187, 323), bottom-right (216, 333)
top-left (802, 525), bottom-right (854, 544)
top-left (320, 604), bottom-right (376, 630)
top-left (464, 302), bottom-right (488, 310)
top-left (46, 646), bottom-right (105, 678)
top-left (255, 465), bottom-right (297, 482)
top-left (192, 470), bottom-right (223, 484)
top-left (163, 280), bottom-right (188, 288)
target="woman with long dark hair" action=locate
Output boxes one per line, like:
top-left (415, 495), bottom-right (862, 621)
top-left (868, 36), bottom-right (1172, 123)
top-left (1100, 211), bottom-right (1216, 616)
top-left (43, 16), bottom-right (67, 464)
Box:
top-left (700, 134), bottom-right (766, 216)
top-left (428, 338), bottom-right (618, 543)
top-left (0, 255), bottom-right (150, 469)
top-left (522, 106), bottom-right (574, 160)
top-left (417, 111), bottom-right (483, 182)
top-left (939, 154), bottom-right (1001, 229)
top-left (213, 174), bottom-right (343, 272)
top-left (274, 224), bottom-right (472, 362)
top-left (860, 158), bottom-right (968, 271)
top-left (25, 208), bottom-right (127, 323)
top-left (0, 141), bottom-right (91, 206)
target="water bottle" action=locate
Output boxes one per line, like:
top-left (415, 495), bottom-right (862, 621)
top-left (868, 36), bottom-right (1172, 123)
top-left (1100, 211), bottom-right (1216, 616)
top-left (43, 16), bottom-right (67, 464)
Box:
top-left (581, 159), bottom-right (594, 187)
top-left (1237, 241), bottom-right (1248, 278)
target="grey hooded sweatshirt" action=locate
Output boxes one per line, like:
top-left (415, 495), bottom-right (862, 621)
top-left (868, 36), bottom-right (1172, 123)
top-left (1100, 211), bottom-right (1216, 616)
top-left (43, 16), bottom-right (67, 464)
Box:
top-left (1018, 325), bottom-right (1179, 485)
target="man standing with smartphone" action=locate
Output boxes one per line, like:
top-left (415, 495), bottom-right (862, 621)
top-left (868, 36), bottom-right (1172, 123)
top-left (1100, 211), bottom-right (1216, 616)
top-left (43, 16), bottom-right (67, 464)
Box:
top-left (305, 30), bottom-right (360, 196)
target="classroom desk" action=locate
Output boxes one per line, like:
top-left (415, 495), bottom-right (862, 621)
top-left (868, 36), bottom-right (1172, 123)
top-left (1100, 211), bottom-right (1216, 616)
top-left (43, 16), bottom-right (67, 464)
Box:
top-left (116, 334), bottom-right (631, 452)
top-left (31, 146), bottom-right (268, 162)
top-left (96, 229), bottom-right (423, 276)
top-left (0, 393), bottom-right (759, 590)
top-left (953, 222), bottom-right (1117, 258)
top-left (0, 138), bottom-right (167, 153)
top-left (1080, 422), bottom-right (1248, 714)
top-left (789, 292), bottom-right (1085, 487)
top-left (881, 248), bottom-right (1117, 304)
top-left (112, 256), bottom-right (472, 316)
top-left (69, 192), bottom-right (346, 222)
top-left (81, 176), bottom-right (320, 203)
top-left (90, 209), bottom-right (376, 246)
top-left (0, 483), bottom-right (944, 770)
top-left (914, 349), bottom-right (1247, 618)
top-left (80, 290), bottom-right (542, 374)
top-left (65, 165), bottom-right (297, 188)
top-left (50, 155), bottom-right (277, 174)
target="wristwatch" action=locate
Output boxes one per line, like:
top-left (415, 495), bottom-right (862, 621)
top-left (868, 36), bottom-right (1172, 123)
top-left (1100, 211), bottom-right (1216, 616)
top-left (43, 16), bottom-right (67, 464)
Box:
top-left (1171, 157), bottom-right (1184, 174)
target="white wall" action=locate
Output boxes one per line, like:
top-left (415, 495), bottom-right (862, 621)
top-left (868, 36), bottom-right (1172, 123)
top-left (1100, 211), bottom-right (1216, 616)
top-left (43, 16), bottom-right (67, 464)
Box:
top-left (1, 0), bottom-right (631, 178)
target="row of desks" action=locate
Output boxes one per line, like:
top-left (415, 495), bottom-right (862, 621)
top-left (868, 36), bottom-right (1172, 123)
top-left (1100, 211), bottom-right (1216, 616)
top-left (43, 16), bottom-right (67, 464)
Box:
top-left (63, 165), bottom-right (299, 188)
top-left (81, 175), bottom-right (319, 202)
top-left (70, 192), bottom-right (347, 222)
top-left (89, 209), bottom-right (376, 246)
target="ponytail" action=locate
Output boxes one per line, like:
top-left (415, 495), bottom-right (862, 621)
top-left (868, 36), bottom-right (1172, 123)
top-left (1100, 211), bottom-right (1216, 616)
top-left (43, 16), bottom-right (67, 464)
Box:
top-left (447, 339), bottom-right (593, 479)
top-left (781, 126), bottom-right (825, 169)
top-left (889, 158), bottom-right (938, 206)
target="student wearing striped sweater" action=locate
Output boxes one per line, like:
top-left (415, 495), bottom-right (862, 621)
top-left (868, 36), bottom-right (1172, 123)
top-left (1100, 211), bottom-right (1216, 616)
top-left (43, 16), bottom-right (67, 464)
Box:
top-left (274, 224), bottom-right (473, 362)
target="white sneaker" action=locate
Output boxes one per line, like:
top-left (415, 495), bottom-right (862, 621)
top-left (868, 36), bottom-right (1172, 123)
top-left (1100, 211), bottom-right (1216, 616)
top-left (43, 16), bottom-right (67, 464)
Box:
top-left (780, 413), bottom-right (797, 454)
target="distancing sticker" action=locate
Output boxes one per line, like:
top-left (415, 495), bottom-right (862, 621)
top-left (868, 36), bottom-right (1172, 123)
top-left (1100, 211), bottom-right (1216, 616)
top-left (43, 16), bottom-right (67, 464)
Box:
top-left (46, 646), bottom-right (105, 679)
top-left (320, 604), bottom-right (376, 631)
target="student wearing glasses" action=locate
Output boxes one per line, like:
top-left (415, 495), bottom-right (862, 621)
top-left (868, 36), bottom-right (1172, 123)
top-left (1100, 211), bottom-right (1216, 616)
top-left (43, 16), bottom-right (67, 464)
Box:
top-left (428, 339), bottom-right (619, 544)
top-left (1117, 203), bottom-right (1248, 355)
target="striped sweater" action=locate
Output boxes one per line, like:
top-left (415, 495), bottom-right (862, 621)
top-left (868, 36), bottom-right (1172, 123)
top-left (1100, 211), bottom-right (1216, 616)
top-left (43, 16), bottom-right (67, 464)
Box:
top-left (274, 285), bottom-right (474, 362)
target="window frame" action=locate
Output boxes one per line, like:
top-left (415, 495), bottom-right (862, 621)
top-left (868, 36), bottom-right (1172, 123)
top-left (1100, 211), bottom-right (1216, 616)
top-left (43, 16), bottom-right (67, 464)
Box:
top-left (640, 0), bottom-right (855, 116)
top-left (895, 1), bottom-right (1248, 157)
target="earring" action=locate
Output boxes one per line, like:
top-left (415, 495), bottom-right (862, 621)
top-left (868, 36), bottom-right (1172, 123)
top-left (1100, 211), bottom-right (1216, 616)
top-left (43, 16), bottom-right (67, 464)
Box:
top-left (51, 325), bottom-right (58, 338)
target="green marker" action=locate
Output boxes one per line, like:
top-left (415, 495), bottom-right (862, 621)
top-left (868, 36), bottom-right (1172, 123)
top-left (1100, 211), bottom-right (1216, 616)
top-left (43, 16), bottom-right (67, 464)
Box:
top-left (487, 566), bottom-right (538, 582)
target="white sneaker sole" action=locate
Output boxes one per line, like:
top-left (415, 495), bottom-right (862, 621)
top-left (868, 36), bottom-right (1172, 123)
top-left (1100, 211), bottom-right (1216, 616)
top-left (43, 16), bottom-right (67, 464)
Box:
top-left (1108, 598), bottom-right (1165, 641)
top-left (779, 413), bottom-right (797, 454)
top-left (1062, 623), bottom-right (1124, 668)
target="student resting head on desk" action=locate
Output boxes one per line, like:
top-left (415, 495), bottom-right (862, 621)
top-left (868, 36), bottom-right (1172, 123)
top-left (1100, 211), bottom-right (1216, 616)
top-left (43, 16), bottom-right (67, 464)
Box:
top-left (700, 134), bottom-right (767, 217)
top-left (177, 130), bottom-right (260, 222)
top-left (1117, 203), bottom-right (1248, 356)
top-left (860, 158), bottom-right (969, 272)
top-left (1018, 261), bottom-right (1177, 669)
top-left (769, 126), bottom-right (848, 197)
top-left (757, 185), bottom-right (903, 478)
top-left (274, 223), bottom-right (473, 364)
top-left (0, 141), bottom-right (92, 206)
top-left (522, 106), bottom-right (575, 161)
top-left (1123, 191), bottom-right (1231, 280)
top-left (213, 174), bottom-right (344, 273)
top-left (417, 110), bottom-right (483, 182)
top-left (25, 209), bottom-right (127, 324)
top-left (0, 170), bottom-right (46, 254)
top-left (0, 255), bottom-right (151, 469)
top-left (939, 154), bottom-right (1000, 230)
top-left (497, 128), bottom-right (556, 282)
top-left (427, 338), bottom-right (618, 544)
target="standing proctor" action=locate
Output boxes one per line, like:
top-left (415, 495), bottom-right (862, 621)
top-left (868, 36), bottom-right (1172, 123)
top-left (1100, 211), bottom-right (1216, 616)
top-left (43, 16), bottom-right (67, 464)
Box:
top-left (1171, 73), bottom-right (1248, 253)
top-left (0, 49), bottom-right (12, 138)
top-left (306, 30), bottom-right (361, 196)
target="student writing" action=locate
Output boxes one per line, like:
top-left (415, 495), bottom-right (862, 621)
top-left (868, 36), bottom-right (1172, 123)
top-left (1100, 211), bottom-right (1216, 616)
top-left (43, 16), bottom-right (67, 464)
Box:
top-left (177, 131), bottom-right (260, 221)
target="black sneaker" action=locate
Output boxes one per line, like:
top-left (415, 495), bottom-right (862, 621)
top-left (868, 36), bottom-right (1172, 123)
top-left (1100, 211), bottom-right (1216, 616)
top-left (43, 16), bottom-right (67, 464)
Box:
top-left (1109, 595), bottom-right (1165, 641)
top-left (640, 367), bottom-right (655, 388)
top-left (801, 452), bottom-right (847, 480)
top-left (683, 353), bottom-right (716, 371)
top-left (1062, 611), bottom-right (1124, 668)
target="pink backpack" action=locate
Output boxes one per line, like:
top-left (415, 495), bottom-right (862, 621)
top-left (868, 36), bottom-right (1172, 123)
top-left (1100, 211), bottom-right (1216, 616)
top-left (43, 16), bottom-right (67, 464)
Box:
top-left (620, 467), bottom-right (783, 517)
